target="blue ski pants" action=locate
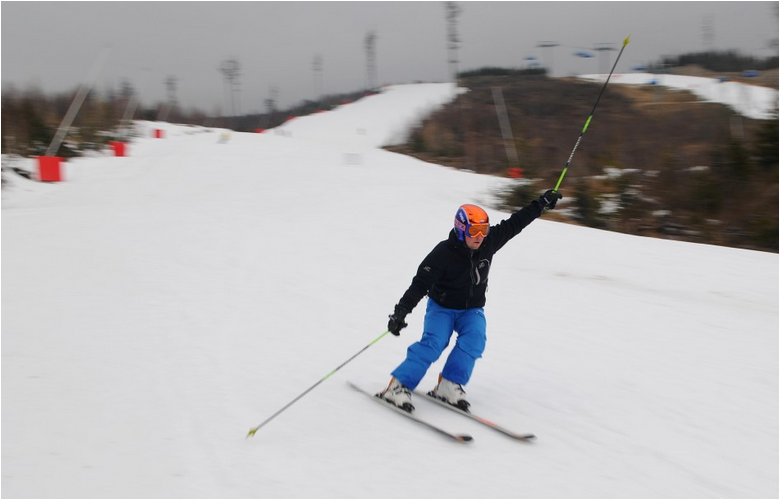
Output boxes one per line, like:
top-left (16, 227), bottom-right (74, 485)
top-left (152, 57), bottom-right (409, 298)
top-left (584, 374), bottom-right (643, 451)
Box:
top-left (392, 298), bottom-right (487, 390)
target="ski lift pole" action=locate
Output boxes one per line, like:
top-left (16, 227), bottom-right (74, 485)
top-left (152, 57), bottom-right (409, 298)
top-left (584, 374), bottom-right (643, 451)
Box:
top-left (247, 329), bottom-right (391, 438)
top-left (45, 46), bottom-right (110, 157)
top-left (554, 35), bottom-right (630, 192)
top-left (116, 69), bottom-right (152, 142)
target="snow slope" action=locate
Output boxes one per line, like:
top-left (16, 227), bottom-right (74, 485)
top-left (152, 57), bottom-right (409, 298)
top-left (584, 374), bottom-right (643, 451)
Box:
top-left (2, 82), bottom-right (778, 498)
top-left (579, 72), bottom-right (779, 120)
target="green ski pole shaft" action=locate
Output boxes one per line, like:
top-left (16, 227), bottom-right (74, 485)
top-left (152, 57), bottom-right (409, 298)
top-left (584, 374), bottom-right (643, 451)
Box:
top-left (247, 329), bottom-right (391, 438)
top-left (554, 35), bottom-right (630, 192)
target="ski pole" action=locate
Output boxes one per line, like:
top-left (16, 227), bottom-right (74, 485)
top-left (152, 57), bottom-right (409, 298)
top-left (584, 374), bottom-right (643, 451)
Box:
top-left (247, 329), bottom-right (391, 438)
top-left (554, 35), bottom-right (630, 192)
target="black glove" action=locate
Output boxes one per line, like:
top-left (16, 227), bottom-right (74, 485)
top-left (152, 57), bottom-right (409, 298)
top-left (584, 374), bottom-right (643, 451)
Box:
top-left (535, 189), bottom-right (563, 212)
top-left (387, 305), bottom-right (409, 336)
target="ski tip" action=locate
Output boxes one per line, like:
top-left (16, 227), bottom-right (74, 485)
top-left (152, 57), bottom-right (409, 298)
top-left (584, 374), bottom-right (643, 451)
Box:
top-left (459, 435), bottom-right (474, 443)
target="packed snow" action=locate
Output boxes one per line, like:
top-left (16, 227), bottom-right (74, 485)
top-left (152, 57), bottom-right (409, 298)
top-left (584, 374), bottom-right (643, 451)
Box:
top-left (2, 79), bottom-right (778, 498)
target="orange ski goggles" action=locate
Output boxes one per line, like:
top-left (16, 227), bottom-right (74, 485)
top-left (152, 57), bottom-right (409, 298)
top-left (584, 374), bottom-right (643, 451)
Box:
top-left (466, 222), bottom-right (490, 238)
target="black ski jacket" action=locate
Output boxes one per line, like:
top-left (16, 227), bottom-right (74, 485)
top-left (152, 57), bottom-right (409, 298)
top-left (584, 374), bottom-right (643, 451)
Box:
top-left (396, 201), bottom-right (543, 313)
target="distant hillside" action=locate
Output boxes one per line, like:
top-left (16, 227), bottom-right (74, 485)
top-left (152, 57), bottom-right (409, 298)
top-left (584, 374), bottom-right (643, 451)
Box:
top-left (386, 68), bottom-right (778, 252)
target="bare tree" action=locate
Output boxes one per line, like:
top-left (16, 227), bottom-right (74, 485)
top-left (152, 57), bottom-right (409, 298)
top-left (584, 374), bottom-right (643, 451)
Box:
top-left (312, 54), bottom-right (323, 101)
top-left (166, 76), bottom-right (178, 107)
top-left (258, 85), bottom-right (279, 129)
top-left (117, 79), bottom-right (138, 138)
top-left (701, 14), bottom-right (715, 50)
top-left (445, 2), bottom-right (461, 84)
top-left (365, 30), bottom-right (378, 91)
top-left (158, 75), bottom-right (178, 121)
top-left (219, 58), bottom-right (242, 116)
top-left (265, 85), bottom-right (279, 114)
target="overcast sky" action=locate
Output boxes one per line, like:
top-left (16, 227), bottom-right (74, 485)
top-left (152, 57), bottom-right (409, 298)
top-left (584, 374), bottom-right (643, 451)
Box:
top-left (2, 2), bottom-right (778, 114)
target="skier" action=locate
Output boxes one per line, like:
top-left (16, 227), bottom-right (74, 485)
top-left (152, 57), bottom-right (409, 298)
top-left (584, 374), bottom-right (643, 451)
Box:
top-left (379, 189), bottom-right (563, 412)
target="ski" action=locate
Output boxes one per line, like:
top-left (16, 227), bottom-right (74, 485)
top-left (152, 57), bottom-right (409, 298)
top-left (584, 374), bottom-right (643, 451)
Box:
top-left (347, 381), bottom-right (473, 443)
top-left (414, 390), bottom-right (536, 441)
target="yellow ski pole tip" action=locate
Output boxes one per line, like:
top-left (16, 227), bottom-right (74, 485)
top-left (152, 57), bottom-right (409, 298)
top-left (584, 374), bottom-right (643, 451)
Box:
top-left (623, 35), bottom-right (630, 46)
top-left (247, 428), bottom-right (258, 438)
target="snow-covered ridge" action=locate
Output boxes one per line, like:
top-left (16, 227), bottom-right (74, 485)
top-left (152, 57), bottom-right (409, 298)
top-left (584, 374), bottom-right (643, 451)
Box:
top-left (579, 72), bottom-right (778, 120)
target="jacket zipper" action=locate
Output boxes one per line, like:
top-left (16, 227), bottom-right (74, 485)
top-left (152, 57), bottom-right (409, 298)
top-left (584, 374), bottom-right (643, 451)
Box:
top-left (467, 250), bottom-right (475, 308)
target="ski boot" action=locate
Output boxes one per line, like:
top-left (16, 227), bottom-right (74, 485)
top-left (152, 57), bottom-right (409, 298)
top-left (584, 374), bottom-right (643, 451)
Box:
top-left (377, 377), bottom-right (414, 412)
top-left (429, 373), bottom-right (470, 412)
